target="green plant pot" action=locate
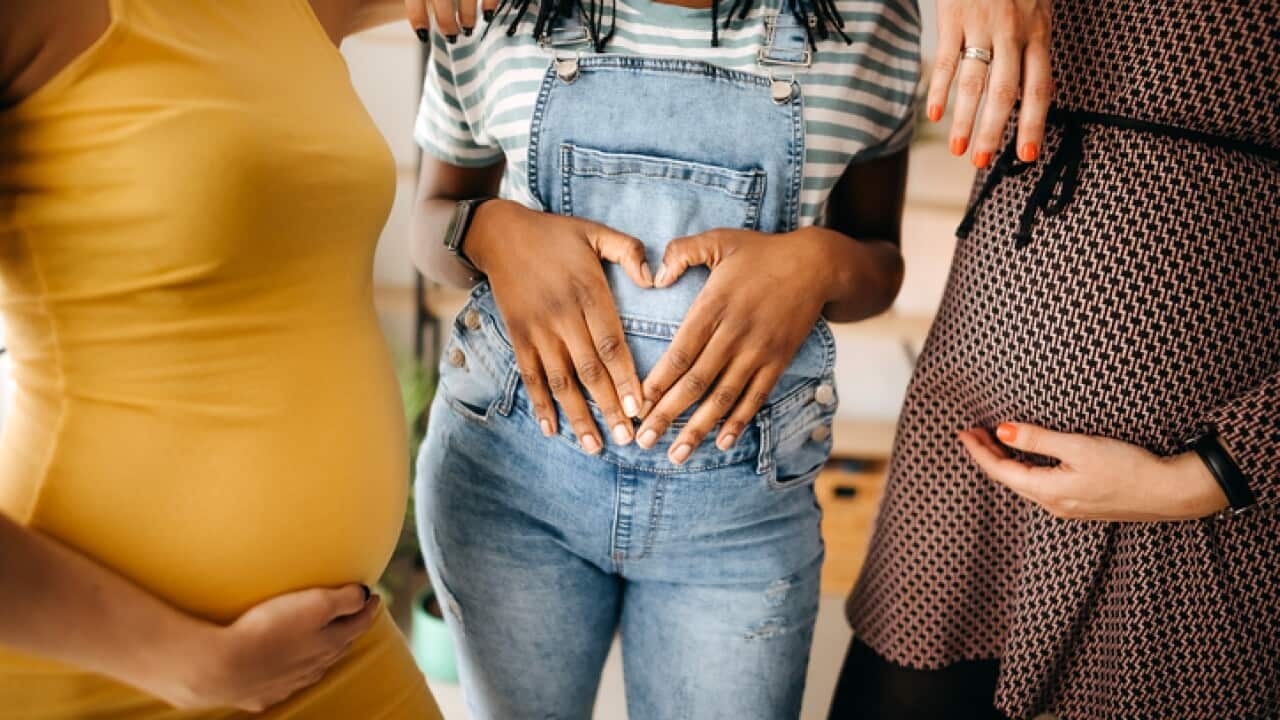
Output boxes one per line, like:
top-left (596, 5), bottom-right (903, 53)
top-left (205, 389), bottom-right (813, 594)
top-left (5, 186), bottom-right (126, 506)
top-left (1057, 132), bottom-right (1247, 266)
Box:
top-left (411, 588), bottom-right (459, 684)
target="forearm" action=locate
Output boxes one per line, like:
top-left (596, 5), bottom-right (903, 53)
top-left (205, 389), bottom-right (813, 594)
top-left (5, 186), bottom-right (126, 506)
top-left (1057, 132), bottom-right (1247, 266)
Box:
top-left (0, 511), bottom-right (214, 692)
top-left (803, 226), bottom-right (905, 323)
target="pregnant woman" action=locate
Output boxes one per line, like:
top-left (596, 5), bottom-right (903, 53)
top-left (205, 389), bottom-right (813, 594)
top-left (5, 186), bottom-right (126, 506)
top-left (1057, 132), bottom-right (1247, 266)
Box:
top-left (0, 1), bottom-right (445, 716)
top-left (834, 1), bottom-right (1280, 719)
top-left (410, 0), bottom-right (919, 716)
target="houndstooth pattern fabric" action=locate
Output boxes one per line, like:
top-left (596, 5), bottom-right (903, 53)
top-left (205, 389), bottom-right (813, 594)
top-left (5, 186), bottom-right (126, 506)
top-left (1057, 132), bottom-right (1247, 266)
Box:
top-left (846, 2), bottom-right (1280, 719)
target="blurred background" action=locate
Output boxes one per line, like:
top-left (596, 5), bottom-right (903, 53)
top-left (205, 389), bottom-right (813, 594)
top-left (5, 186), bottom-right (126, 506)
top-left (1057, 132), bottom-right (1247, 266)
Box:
top-left (0, 1), bottom-right (975, 717)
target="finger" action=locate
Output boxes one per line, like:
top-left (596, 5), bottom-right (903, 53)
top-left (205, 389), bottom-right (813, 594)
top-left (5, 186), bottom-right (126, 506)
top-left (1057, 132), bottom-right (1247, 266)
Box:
top-left (957, 430), bottom-right (1044, 498)
top-left (481, 0), bottom-right (499, 22)
top-left (512, 338), bottom-right (557, 436)
top-left (1016, 32), bottom-right (1054, 162)
top-left (577, 288), bottom-right (644, 419)
top-left (542, 343), bottom-right (603, 453)
top-left (716, 367), bottom-right (780, 450)
top-left (655, 232), bottom-right (721, 288)
top-left (970, 37), bottom-right (1021, 168)
top-left (995, 422), bottom-right (1087, 461)
top-left (405, 0), bottom-right (431, 39)
top-left (639, 302), bottom-right (721, 421)
top-left (288, 584), bottom-right (369, 625)
top-left (430, 0), bottom-right (460, 42)
top-left (637, 331), bottom-right (736, 454)
top-left (927, 3), bottom-right (964, 122)
top-left (322, 595), bottom-right (381, 649)
top-left (668, 357), bottom-right (758, 462)
top-left (561, 320), bottom-right (633, 446)
top-left (457, 0), bottom-right (478, 35)
top-left (947, 29), bottom-right (992, 158)
top-left (587, 223), bottom-right (653, 288)
top-left (970, 426), bottom-right (1012, 459)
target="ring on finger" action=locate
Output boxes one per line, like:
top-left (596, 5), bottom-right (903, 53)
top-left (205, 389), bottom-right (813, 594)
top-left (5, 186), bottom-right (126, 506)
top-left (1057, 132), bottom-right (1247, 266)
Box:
top-left (960, 47), bottom-right (993, 64)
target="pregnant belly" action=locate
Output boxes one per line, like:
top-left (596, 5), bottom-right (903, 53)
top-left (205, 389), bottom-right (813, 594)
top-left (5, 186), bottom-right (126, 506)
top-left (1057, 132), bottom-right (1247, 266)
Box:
top-left (1, 359), bottom-right (409, 623)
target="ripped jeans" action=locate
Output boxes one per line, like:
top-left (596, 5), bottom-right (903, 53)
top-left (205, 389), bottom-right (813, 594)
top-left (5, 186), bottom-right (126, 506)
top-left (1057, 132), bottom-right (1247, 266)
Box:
top-left (415, 287), bottom-right (831, 720)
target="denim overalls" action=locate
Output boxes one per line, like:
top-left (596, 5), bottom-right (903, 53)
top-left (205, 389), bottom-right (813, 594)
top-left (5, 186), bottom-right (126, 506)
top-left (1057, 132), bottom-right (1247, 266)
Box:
top-left (417, 7), bottom-right (839, 718)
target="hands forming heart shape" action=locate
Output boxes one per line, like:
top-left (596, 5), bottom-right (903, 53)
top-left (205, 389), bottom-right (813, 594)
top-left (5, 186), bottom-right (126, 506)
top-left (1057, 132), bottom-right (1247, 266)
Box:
top-left (463, 198), bottom-right (843, 463)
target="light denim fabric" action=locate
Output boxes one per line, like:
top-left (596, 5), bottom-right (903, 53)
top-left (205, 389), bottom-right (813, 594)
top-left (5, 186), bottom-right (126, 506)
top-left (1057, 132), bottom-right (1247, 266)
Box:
top-left (417, 8), bottom-right (839, 719)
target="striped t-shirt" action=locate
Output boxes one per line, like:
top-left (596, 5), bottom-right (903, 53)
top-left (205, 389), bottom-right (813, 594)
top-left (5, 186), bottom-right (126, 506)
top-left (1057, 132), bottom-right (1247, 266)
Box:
top-left (415, 0), bottom-right (921, 226)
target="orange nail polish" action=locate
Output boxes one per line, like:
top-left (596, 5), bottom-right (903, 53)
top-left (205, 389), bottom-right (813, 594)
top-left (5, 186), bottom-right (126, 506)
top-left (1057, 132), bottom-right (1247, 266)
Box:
top-left (1019, 142), bottom-right (1040, 162)
top-left (927, 104), bottom-right (943, 123)
top-left (949, 137), bottom-right (968, 156)
top-left (974, 151), bottom-right (992, 168)
top-left (996, 423), bottom-right (1017, 443)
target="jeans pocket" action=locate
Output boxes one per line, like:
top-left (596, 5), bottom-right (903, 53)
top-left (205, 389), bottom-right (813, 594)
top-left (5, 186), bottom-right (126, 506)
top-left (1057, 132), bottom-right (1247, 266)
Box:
top-left (763, 378), bottom-right (837, 490)
top-left (438, 296), bottom-right (515, 424)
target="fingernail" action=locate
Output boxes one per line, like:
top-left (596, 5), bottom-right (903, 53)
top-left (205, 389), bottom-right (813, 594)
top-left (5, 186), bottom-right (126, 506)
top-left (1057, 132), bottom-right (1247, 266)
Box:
top-left (637, 428), bottom-right (659, 448)
top-left (360, 584), bottom-right (372, 602)
top-left (950, 137), bottom-right (968, 156)
top-left (1019, 142), bottom-right (1039, 162)
top-left (612, 423), bottom-right (632, 445)
top-left (483, 9), bottom-right (495, 21)
top-left (717, 434), bottom-right (737, 451)
top-left (927, 104), bottom-right (942, 122)
top-left (670, 443), bottom-right (692, 465)
top-left (581, 434), bottom-right (602, 454)
top-left (640, 262), bottom-right (653, 286)
top-left (654, 264), bottom-right (668, 287)
top-left (463, 26), bottom-right (474, 37)
top-left (538, 418), bottom-right (553, 436)
top-left (996, 423), bottom-right (1017, 443)
top-left (974, 151), bottom-right (992, 168)
top-left (415, 28), bottom-right (430, 43)
top-left (445, 34), bottom-right (458, 44)
top-left (622, 395), bottom-right (640, 417)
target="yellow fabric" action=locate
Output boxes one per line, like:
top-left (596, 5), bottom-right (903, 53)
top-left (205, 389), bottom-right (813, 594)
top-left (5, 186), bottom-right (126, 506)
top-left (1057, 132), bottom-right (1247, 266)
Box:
top-left (0, 1), bottom-right (439, 717)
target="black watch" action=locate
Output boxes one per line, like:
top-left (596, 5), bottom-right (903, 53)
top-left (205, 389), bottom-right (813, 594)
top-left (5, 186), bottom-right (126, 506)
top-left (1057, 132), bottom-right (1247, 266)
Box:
top-left (444, 196), bottom-right (493, 276)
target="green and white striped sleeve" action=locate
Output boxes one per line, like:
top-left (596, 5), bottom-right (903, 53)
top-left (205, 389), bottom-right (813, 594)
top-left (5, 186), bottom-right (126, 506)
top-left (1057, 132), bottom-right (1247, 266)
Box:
top-left (414, 36), bottom-right (504, 167)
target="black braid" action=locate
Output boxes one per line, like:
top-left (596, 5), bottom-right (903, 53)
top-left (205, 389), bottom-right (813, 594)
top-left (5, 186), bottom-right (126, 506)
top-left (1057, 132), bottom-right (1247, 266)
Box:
top-left (482, 0), bottom-right (850, 50)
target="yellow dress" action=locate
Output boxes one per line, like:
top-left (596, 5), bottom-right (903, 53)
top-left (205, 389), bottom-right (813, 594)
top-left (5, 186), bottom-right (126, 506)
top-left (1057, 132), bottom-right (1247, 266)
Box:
top-left (0, 1), bottom-right (440, 717)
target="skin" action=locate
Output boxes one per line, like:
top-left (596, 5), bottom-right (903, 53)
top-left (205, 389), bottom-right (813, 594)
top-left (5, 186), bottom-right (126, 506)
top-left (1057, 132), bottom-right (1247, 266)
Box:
top-left (958, 424), bottom-right (1229, 521)
top-left (0, 0), bottom-right (421, 712)
top-left (412, 148), bottom-right (907, 461)
top-left (928, 0), bottom-right (1054, 168)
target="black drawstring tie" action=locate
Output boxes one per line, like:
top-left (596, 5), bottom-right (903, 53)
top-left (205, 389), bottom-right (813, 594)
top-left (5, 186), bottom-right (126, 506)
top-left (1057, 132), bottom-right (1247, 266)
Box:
top-left (956, 107), bottom-right (1280, 249)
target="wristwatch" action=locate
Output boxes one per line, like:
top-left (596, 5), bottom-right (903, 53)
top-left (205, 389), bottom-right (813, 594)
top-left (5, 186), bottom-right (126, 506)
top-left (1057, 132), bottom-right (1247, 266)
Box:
top-left (444, 196), bottom-right (493, 277)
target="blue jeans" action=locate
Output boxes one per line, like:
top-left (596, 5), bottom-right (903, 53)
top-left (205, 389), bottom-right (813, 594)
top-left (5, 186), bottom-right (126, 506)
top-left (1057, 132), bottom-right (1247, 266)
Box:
top-left (417, 287), bottom-right (836, 719)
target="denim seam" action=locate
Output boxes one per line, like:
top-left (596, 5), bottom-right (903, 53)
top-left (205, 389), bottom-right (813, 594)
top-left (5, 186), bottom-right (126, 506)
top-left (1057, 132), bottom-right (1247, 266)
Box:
top-left (562, 144), bottom-right (768, 200)
top-left (638, 473), bottom-right (670, 560)
top-left (526, 63), bottom-right (558, 210)
top-left (575, 56), bottom-right (776, 89)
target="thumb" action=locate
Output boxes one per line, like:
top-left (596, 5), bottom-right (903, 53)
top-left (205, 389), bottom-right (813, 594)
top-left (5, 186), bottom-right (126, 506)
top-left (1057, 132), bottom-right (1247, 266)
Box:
top-left (995, 422), bottom-right (1083, 461)
top-left (654, 231), bottom-right (723, 288)
top-left (277, 584), bottom-right (372, 627)
top-left (586, 223), bottom-right (653, 288)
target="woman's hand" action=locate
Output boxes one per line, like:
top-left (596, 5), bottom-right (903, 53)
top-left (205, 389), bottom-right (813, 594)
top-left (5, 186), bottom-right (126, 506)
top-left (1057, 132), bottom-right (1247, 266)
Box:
top-left (163, 585), bottom-right (381, 712)
top-left (405, 0), bottom-right (497, 41)
top-left (928, 0), bottom-right (1054, 167)
top-left (958, 423), bottom-right (1230, 521)
top-left (634, 228), bottom-right (847, 464)
top-left (466, 199), bottom-right (652, 453)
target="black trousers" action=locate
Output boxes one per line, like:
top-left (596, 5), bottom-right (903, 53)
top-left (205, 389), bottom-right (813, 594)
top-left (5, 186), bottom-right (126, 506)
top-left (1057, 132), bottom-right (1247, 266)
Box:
top-left (828, 638), bottom-right (1010, 720)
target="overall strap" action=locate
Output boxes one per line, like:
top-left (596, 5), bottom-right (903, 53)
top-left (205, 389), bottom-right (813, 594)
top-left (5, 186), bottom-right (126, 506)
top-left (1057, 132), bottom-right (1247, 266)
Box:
top-left (757, 1), bottom-right (812, 69)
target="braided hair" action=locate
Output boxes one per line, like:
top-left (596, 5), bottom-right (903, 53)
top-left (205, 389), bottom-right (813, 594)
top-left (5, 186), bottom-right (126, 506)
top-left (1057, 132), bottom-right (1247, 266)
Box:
top-left (484, 0), bottom-right (852, 51)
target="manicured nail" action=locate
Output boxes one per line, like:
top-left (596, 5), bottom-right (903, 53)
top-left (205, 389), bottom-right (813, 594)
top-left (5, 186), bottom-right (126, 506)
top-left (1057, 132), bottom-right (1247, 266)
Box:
top-left (654, 264), bottom-right (668, 287)
top-left (1019, 142), bottom-right (1039, 162)
top-left (974, 151), bottom-right (992, 168)
top-left (637, 428), bottom-right (659, 448)
top-left (538, 418), bottom-right (553, 436)
top-left (415, 28), bottom-right (430, 43)
top-left (483, 9), bottom-right (495, 21)
top-left (581, 434), bottom-right (602, 454)
top-left (612, 423), bottom-right (632, 445)
top-left (360, 584), bottom-right (372, 602)
top-left (996, 423), bottom-right (1017, 443)
top-left (950, 137), bottom-right (968, 156)
top-left (445, 34), bottom-right (458, 44)
top-left (622, 395), bottom-right (640, 417)
top-left (670, 443), bottom-right (692, 465)
top-left (927, 104), bottom-right (942, 122)
top-left (717, 434), bottom-right (737, 451)
top-left (462, 26), bottom-right (474, 37)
